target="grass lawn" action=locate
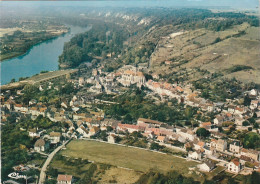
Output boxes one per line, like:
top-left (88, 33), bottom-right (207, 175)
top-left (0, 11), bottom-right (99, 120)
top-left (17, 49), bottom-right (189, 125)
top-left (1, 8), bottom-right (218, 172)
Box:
top-left (205, 166), bottom-right (225, 180)
top-left (60, 140), bottom-right (198, 175)
top-left (51, 159), bottom-right (92, 178)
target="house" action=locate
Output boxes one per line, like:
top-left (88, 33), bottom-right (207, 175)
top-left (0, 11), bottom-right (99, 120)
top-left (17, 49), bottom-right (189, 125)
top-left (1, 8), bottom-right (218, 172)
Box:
top-left (176, 128), bottom-right (195, 141)
top-left (216, 139), bottom-right (227, 152)
top-left (241, 148), bottom-right (259, 161)
top-left (73, 113), bottom-right (87, 121)
top-left (201, 122), bottom-right (212, 130)
top-left (235, 107), bottom-right (244, 115)
top-left (204, 146), bottom-right (215, 156)
top-left (214, 115), bottom-right (224, 126)
top-left (228, 105), bottom-right (236, 114)
top-left (14, 104), bottom-right (28, 112)
top-left (193, 140), bottom-right (205, 151)
top-left (61, 102), bottom-right (69, 109)
top-left (107, 134), bottom-right (116, 143)
top-left (137, 118), bottom-right (163, 127)
top-left (250, 100), bottom-right (259, 110)
top-left (88, 127), bottom-right (100, 137)
top-left (197, 160), bottom-right (215, 172)
top-left (235, 116), bottom-right (245, 126)
top-left (76, 125), bottom-right (88, 137)
top-left (101, 119), bottom-right (120, 129)
top-left (49, 132), bottom-right (61, 144)
top-left (29, 99), bottom-right (37, 106)
top-left (229, 141), bottom-right (241, 153)
top-left (119, 70), bottom-right (146, 87)
top-left (157, 136), bottom-right (167, 143)
top-left (207, 104), bottom-right (215, 112)
top-left (28, 128), bottom-right (41, 138)
top-left (227, 158), bottom-right (242, 173)
top-left (39, 107), bottom-right (47, 116)
top-left (34, 139), bottom-right (49, 152)
top-left (145, 127), bottom-right (161, 136)
top-left (117, 123), bottom-right (145, 133)
top-left (79, 77), bottom-right (85, 86)
top-left (185, 142), bottom-right (194, 151)
top-left (240, 155), bottom-right (255, 163)
top-left (57, 174), bottom-right (73, 184)
top-left (188, 151), bottom-right (202, 160)
top-left (249, 89), bottom-right (258, 96)
top-left (3, 99), bottom-right (15, 110)
top-left (29, 107), bottom-right (39, 116)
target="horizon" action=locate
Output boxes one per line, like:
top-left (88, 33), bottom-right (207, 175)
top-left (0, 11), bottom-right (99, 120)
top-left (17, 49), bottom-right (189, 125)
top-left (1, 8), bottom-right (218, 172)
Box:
top-left (1, 0), bottom-right (259, 10)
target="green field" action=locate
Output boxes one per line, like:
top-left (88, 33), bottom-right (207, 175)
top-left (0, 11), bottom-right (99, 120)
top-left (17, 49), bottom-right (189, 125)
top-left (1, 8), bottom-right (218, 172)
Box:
top-left (60, 140), bottom-right (198, 175)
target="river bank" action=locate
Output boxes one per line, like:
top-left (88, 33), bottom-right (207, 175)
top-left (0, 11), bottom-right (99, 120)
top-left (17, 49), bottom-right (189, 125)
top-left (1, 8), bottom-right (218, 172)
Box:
top-left (1, 25), bottom-right (91, 85)
top-left (0, 26), bottom-right (69, 62)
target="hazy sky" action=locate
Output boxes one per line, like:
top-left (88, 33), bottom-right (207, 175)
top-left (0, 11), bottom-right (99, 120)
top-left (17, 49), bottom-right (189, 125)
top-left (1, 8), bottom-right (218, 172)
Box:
top-left (1, 0), bottom-right (259, 10)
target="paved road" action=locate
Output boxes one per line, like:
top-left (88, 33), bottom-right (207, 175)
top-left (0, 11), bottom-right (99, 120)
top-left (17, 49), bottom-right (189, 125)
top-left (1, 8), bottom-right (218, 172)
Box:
top-left (38, 139), bottom-right (70, 184)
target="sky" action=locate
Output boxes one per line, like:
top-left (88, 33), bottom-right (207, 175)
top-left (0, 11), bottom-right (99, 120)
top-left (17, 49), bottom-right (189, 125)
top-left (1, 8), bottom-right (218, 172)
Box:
top-left (0, 0), bottom-right (259, 10)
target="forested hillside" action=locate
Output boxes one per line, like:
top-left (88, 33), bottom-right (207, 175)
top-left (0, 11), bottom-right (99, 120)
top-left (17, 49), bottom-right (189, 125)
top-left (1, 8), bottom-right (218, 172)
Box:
top-left (57, 8), bottom-right (259, 84)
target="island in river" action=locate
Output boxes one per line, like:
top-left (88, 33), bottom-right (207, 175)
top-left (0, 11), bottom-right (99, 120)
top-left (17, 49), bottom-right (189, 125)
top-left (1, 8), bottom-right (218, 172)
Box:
top-left (0, 20), bottom-right (69, 61)
top-left (1, 25), bottom-right (91, 85)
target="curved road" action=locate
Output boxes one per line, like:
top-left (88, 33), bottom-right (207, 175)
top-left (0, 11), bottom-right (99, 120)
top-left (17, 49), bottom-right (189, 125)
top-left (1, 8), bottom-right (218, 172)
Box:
top-left (38, 139), bottom-right (71, 184)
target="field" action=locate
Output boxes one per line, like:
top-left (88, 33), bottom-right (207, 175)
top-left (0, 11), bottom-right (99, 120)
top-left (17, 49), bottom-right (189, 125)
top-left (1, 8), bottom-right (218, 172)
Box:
top-left (150, 23), bottom-right (260, 84)
top-left (1, 69), bottom-right (77, 90)
top-left (51, 140), bottom-right (231, 183)
top-left (60, 140), bottom-right (198, 174)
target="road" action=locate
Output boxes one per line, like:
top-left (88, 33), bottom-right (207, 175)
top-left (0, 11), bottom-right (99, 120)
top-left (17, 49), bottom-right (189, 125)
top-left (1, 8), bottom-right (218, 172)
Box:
top-left (38, 139), bottom-right (71, 184)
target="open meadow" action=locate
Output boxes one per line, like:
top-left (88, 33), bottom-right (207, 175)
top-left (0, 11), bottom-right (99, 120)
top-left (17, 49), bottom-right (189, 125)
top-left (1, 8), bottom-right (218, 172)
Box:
top-left (60, 140), bottom-right (198, 174)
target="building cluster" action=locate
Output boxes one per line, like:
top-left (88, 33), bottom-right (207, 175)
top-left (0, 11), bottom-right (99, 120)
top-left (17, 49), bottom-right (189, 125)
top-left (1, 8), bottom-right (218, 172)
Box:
top-left (1, 64), bottom-right (260, 181)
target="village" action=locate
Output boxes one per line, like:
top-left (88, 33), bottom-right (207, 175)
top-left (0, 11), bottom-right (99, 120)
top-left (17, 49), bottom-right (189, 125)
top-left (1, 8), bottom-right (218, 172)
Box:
top-left (1, 63), bottom-right (260, 184)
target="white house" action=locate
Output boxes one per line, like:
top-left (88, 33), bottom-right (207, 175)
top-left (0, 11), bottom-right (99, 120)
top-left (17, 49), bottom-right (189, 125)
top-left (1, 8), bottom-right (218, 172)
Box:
top-left (216, 139), bottom-right (227, 152)
top-left (107, 134), bottom-right (116, 143)
top-left (249, 89), bottom-right (258, 96)
top-left (250, 100), bottom-right (259, 110)
top-left (49, 132), bottom-right (61, 144)
top-left (229, 141), bottom-right (241, 153)
top-left (197, 160), bottom-right (215, 172)
top-left (14, 104), bottom-right (28, 112)
top-left (34, 139), bottom-right (49, 152)
top-left (28, 128), bottom-right (41, 138)
top-left (188, 151), bottom-right (202, 160)
top-left (57, 174), bottom-right (73, 184)
top-left (76, 125), bottom-right (88, 138)
top-left (214, 115), bottom-right (224, 126)
top-left (227, 158), bottom-right (242, 173)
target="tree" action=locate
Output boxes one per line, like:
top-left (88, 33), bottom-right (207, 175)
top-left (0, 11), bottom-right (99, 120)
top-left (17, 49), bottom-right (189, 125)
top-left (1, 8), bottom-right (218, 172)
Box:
top-left (44, 179), bottom-right (56, 184)
top-left (243, 121), bottom-right (250, 126)
top-left (243, 132), bottom-right (260, 149)
top-left (244, 94), bottom-right (251, 106)
top-left (185, 106), bottom-right (193, 120)
top-left (243, 171), bottom-right (260, 184)
top-left (213, 37), bottom-right (221, 43)
top-left (227, 177), bottom-right (238, 184)
top-left (253, 123), bottom-right (259, 129)
top-left (10, 78), bottom-right (16, 83)
top-left (196, 128), bottom-right (210, 138)
top-left (124, 114), bottom-right (133, 123)
top-left (248, 118), bottom-right (255, 124)
top-left (46, 167), bottom-right (58, 178)
top-left (150, 142), bottom-right (164, 150)
top-left (106, 126), bottom-right (113, 132)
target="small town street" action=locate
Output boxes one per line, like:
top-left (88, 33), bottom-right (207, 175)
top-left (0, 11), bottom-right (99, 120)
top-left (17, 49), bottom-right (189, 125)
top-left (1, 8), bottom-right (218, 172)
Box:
top-left (38, 139), bottom-right (71, 184)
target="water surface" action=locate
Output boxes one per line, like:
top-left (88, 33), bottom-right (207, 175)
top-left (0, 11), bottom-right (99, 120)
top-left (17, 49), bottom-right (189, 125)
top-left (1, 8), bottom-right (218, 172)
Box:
top-left (1, 25), bottom-right (91, 85)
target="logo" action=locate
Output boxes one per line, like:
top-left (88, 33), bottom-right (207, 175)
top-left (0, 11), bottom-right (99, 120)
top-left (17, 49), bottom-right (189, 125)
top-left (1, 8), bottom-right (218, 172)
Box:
top-left (8, 172), bottom-right (27, 179)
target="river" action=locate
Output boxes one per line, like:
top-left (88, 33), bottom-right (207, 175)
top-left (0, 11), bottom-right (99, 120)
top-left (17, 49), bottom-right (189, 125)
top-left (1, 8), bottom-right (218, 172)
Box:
top-left (0, 25), bottom-right (91, 85)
